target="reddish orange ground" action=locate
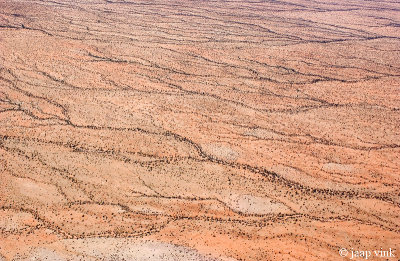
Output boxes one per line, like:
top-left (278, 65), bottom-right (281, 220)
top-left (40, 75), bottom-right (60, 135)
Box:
top-left (0, 0), bottom-right (399, 260)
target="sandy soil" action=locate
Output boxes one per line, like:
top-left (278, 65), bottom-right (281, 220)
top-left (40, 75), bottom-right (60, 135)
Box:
top-left (0, 0), bottom-right (399, 260)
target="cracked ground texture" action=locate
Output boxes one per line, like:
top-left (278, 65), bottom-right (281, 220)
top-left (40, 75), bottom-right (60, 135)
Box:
top-left (0, 0), bottom-right (399, 260)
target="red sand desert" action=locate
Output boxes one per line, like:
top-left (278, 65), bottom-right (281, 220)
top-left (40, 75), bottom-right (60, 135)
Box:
top-left (0, 0), bottom-right (399, 260)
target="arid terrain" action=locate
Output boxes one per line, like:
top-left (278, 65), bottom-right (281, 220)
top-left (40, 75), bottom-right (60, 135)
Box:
top-left (0, 0), bottom-right (399, 260)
